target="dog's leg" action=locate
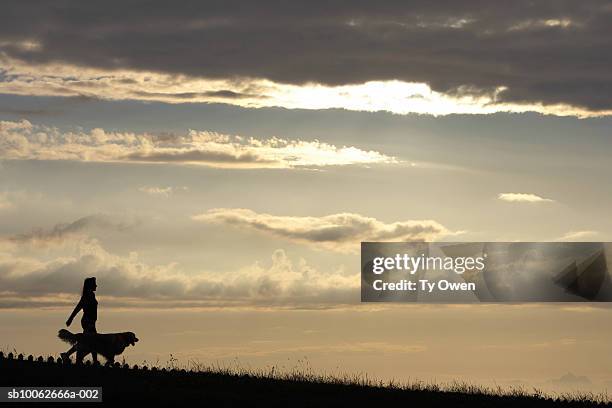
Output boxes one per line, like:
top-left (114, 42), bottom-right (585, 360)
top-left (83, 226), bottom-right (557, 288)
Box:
top-left (76, 343), bottom-right (91, 364)
top-left (76, 349), bottom-right (85, 364)
top-left (91, 351), bottom-right (98, 364)
top-left (61, 345), bottom-right (77, 362)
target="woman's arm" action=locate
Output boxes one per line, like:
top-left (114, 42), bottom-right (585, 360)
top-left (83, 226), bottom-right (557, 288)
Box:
top-left (66, 299), bottom-right (83, 326)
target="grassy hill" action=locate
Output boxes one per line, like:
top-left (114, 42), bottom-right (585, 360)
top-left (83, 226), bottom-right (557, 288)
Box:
top-left (0, 352), bottom-right (609, 407)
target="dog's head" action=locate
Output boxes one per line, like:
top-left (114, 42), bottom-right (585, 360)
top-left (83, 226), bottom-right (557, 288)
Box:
top-left (122, 332), bottom-right (139, 347)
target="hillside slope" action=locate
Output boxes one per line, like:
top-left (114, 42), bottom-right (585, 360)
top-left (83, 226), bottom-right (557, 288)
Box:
top-left (0, 353), bottom-right (608, 407)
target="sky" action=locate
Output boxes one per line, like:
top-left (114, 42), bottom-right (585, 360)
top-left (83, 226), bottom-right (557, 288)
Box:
top-left (1, 0), bottom-right (611, 395)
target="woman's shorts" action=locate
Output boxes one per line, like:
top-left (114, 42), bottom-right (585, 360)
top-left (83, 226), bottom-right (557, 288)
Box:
top-left (81, 320), bottom-right (97, 334)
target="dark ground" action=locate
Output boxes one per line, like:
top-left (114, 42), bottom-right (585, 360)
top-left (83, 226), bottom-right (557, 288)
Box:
top-left (0, 354), bottom-right (609, 407)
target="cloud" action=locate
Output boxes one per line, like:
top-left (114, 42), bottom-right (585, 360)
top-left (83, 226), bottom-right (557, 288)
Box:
top-left (0, 56), bottom-right (605, 118)
top-left (0, 236), bottom-right (358, 308)
top-left (0, 120), bottom-right (396, 169)
top-left (555, 230), bottom-right (599, 242)
top-left (497, 193), bottom-right (554, 203)
top-left (549, 373), bottom-right (592, 388)
top-left (0, 2), bottom-right (611, 115)
top-left (138, 186), bottom-right (188, 197)
top-left (193, 208), bottom-right (452, 252)
top-left (6, 214), bottom-right (137, 247)
top-left (0, 211), bottom-right (452, 307)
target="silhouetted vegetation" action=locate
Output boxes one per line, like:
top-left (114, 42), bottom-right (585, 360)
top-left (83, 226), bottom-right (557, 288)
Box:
top-left (0, 351), bottom-right (609, 406)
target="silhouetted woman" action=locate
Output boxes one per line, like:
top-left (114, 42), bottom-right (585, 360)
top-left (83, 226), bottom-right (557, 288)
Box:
top-left (61, 277), bottom-right (98, 362)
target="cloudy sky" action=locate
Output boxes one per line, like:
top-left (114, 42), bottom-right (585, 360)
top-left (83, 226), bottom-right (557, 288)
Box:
top-left (1, 1), bottom-right (611, 394)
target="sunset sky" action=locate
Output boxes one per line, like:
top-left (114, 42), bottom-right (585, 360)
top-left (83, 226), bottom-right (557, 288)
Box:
top-left (1, 1), bottom-right (611, 394)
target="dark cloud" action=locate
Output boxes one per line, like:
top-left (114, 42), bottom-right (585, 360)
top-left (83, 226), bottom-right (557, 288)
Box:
top-left (0, 108), bottom-right (58, 116)
top-left (193, 209), bottom-right (450, 251)
top-left (9, 214), bottom-right (136, 244)
top-left (131, 90), bottom-right (260, 100)
top-left (0, 1), bottom-right (610, 110)
top-left (125, 150), bottom-right (271, 164)
top-left (203, 90), bottom-right (259, 99)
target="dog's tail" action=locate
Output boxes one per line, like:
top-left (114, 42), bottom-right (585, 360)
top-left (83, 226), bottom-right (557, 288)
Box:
top-left (58, 329), bottom-right (78, 345)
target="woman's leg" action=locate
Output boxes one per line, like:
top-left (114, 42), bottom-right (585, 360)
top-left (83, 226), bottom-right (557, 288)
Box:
top-left (83, 321), bottom-right (98, 363)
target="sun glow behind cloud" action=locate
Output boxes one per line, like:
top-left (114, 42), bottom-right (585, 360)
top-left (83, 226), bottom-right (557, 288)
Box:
top-left (0, 54), bottom-right (608, 118)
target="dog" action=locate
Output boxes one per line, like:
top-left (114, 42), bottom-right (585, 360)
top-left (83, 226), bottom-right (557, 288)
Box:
top-left (58, 329), bottom-right (139, 363)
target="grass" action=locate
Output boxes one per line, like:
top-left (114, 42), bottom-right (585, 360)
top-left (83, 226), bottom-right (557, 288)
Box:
top-left (133, 354), bottom-right (612, 405)
top-left (2, 347), bottom-right (610, 406)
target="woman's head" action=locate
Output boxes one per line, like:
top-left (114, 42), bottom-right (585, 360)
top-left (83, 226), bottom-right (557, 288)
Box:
top-left (82, 277), bottom-right (97, 295)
